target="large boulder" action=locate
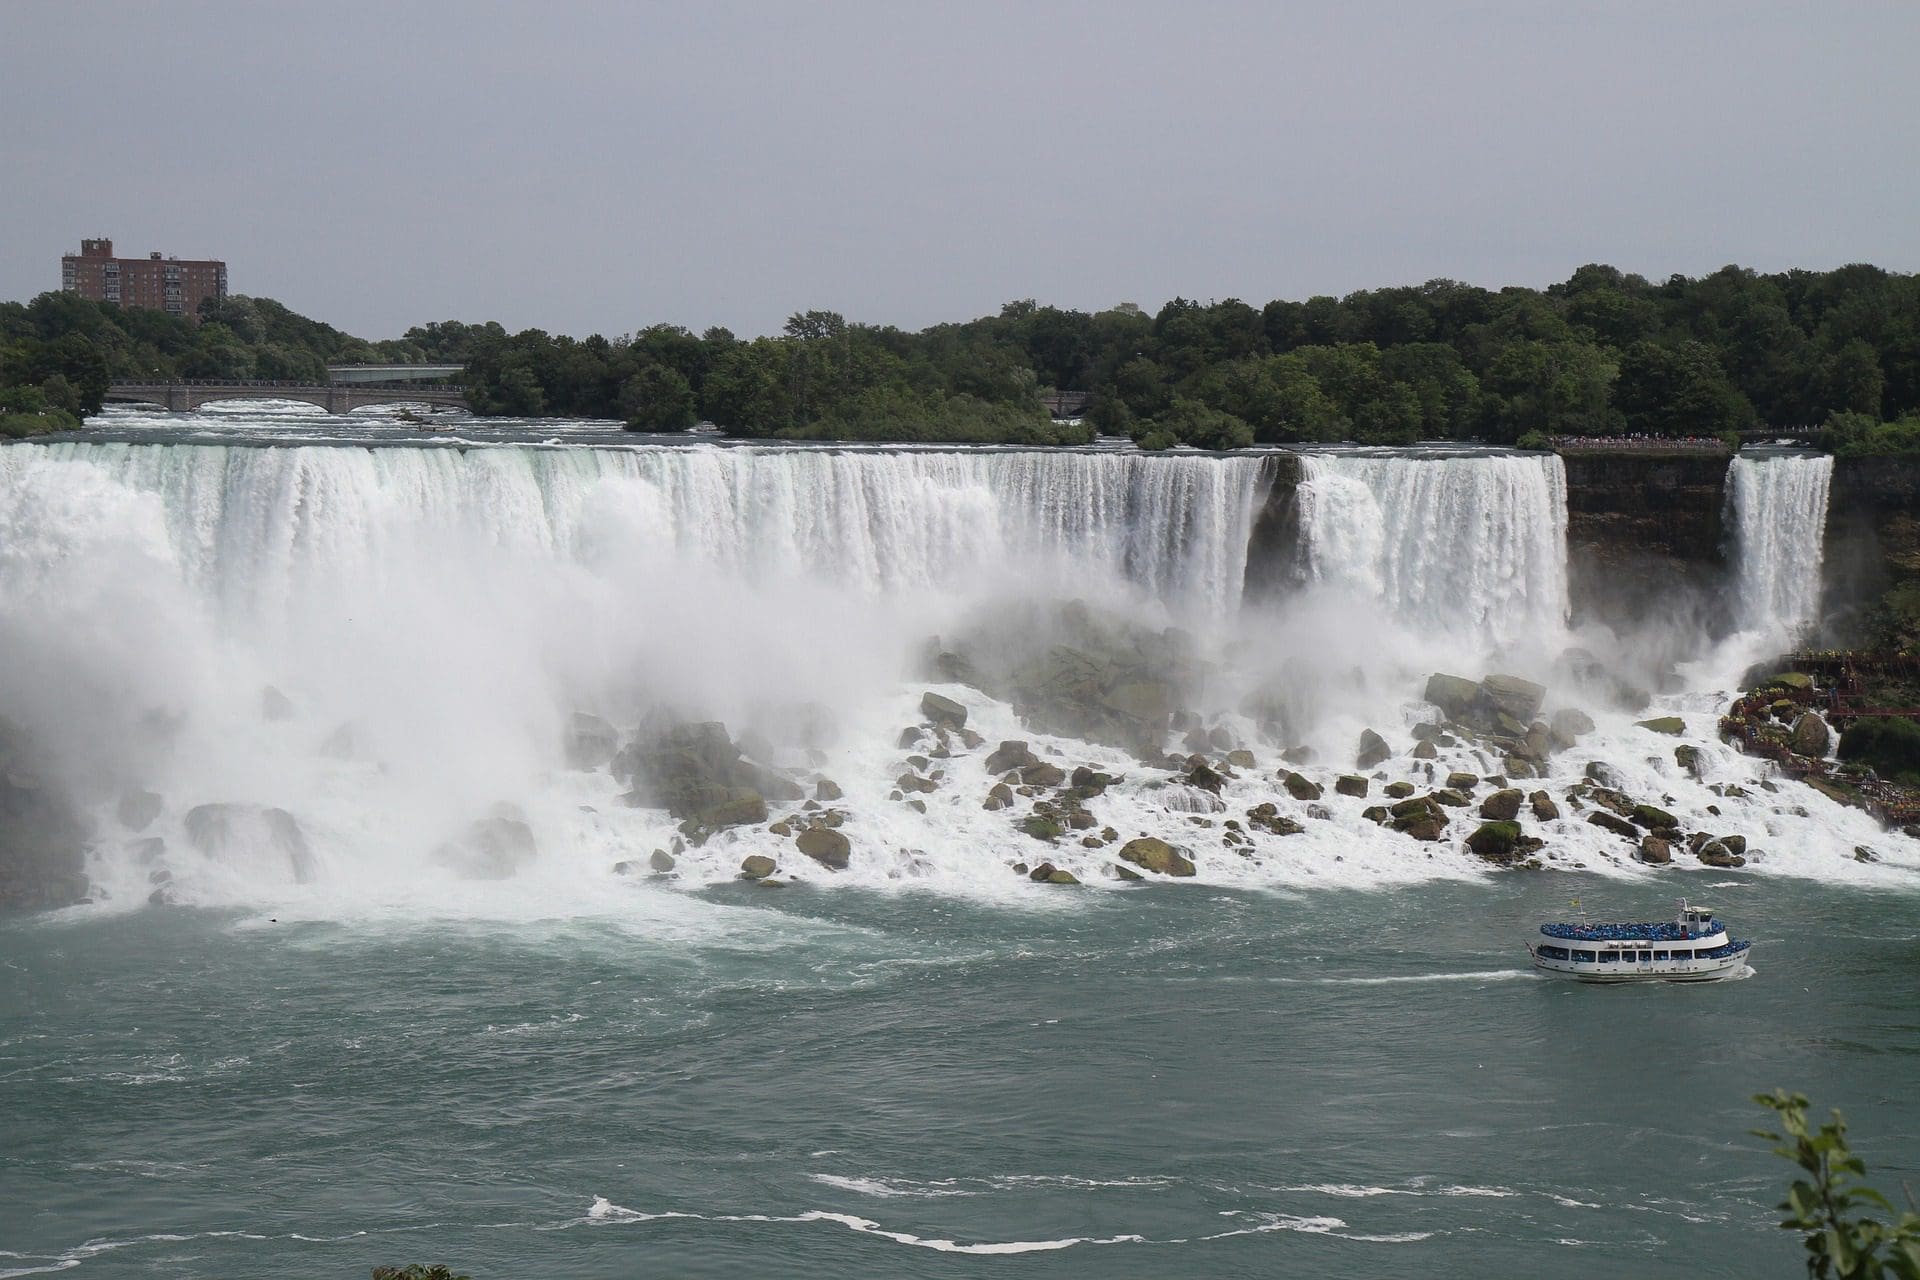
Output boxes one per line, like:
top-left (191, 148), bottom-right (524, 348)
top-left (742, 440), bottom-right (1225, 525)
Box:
top-left (1185, 761), bottom-right (1225, 794)
top-left (1636, 716), bottom-right (1686, 736)
top-left (564, 712), bottom-right (619, 770)
top-left (1549, 708), bottom-right (1595, 746)
top-left (1585, 761), bottom-right (1630, 790)
top-left (1023, 761), bottom-right (1068, 788)
top-left (1246, 802), bottom-right (1305, 835)
top-left (1630, 803), bottom-right (1678, 830)
top-left (1587, 811), bottom-right (1639, 839)
top-left (796, 825), bottom-right (851, 870)
top-left (186, 802), bottom-right (317, 883)
top-left (117, 790), bottom-right (164, 832)
top-left (1335, 775), bottom-right (1369, 798)
top-left (1637, 835), bottom-right (1672, 865)
top-left (618, 720), bottom-right (802, 830)
top-left (1282, 771), bottom-right (1323, 801)
top-left (920, 691), bottom-right (968, 730)
top-left (1423, 673), bottom-right (1481, 721)
top-left (1465, 820), bottom-right (1526, 864)
top-left (1696, 839), bottom-right (1746, 868)
top-left (985, 740), bottom-right (1039, 775)
top-left (1389, 795), bottom-right (1449, 841)
top-left (1355, 729), bottom-right (1392, 769)
top-left (739, 855), bottom-right (776, 880)
top-left (1118, 836), bottom-right (1196, 877)
top-left (1674, 744), bottom-right (1703, 779)
top-left (1479, 675), bottom-right (1546, 723)
top-left (432, 813), bottom-right (537, 881)
top-left (697, 789), bottom-right (770, 829)
top-left (1529, 790), bottom-right (1561, 822)
top-left (1480, 788), bottom-right (1524, 821)
top-left (1790, 712), bottom-right (1831, 758)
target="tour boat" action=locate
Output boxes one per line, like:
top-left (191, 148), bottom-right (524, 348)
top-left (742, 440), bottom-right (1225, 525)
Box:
top-left (1526, 900), bottom-right (1752, 983)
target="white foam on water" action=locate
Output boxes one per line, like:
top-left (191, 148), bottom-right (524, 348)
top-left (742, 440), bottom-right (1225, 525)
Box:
top-left (579, 1198), bottom-right (1146, 1253)
top-left (808, 1174), bottom-right (977, 1199)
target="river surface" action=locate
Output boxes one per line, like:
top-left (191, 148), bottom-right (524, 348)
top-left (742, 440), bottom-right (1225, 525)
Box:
top-left (4, 876), bottom-right (1917, 1279)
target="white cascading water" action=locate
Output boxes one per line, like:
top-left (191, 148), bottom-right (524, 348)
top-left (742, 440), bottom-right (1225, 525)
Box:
top-left (8, 442), bottom-right (1267, 621)
top-left (1293, 452), bottom-right (1571, 648)
top-left (1725, 453), bottom-right (1835, 645)
top-left (0, 429), bottom-right (1908, 914)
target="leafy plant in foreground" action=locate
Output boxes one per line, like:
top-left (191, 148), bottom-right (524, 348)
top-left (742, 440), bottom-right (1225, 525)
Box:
top-left (1754, 1090), bottom-right (1920, 1278)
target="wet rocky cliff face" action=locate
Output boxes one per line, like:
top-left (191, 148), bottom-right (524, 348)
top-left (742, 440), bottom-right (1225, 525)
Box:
top-left (1822, 457), bottom-right (1920, 647)
top-left (1560, 453), bottom-right (1732, 631)
top-left (1239, 452), bottom-right (1305, 601)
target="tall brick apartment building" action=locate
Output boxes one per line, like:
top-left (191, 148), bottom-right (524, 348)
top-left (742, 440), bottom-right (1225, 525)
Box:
top-left (61, 238), bottom-right (228, 320)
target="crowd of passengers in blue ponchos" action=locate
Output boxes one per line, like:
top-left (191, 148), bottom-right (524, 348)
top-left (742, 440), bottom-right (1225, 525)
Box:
top-left (1540, 921), bottom-right (1718, 942)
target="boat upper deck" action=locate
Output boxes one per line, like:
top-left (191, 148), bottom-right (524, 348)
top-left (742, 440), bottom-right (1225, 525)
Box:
top-left (1541, 920), bottom-right (1721, 943)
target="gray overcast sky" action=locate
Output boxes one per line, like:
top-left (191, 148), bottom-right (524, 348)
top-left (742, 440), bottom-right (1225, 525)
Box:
top-left (3, 1), bottom-right (1917, 339)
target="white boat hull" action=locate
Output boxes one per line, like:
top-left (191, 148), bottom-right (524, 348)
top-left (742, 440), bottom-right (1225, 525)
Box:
top-left (1528, 945), bottom-right (1752, 984)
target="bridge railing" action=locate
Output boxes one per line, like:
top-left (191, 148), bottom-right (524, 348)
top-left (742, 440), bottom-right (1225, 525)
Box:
top-left (110, 378), bottom-right (463, 390)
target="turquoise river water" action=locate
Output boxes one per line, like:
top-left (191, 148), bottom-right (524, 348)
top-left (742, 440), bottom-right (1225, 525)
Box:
top-left (5, 875), bottom-right (1917, 1279)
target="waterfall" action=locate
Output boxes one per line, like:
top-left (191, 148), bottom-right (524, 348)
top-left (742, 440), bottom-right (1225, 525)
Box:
top-left (1292, 451), bottom-right (1570, 647)
top-left (1725, 453), bottom-right (1834, 644)
top-left (0, 442), bottom-right (1270, 623)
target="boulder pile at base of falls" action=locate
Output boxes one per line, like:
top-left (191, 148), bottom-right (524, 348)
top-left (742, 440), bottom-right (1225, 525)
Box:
top-left (613, 720), bottom-right (805, 844)
top-left (924, 599), bottom-right (1202, 760)
top-left (0, 718), bottom-right (89, 910)
top-left (1418, 671), bottom-right (1585, 780)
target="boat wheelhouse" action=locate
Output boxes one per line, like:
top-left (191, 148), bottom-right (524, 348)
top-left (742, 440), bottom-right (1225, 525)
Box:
top-left (1527, 900), bottom-right (1752, 983)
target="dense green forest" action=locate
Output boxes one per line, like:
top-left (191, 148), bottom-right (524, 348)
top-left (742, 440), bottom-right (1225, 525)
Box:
top-left (4, 263), bottom-right (1918, 447)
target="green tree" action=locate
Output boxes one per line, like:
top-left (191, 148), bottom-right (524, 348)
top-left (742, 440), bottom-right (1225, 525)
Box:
top-left (619, 362), bottom-right (698, 432)
top-left (1615, 340), bottom-right (1754, 436)
top-left (1483, 339), bottom-right (1621, 440)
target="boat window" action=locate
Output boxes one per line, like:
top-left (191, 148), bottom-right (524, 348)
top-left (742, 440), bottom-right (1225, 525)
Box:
top-left (1572, 950), bottom-right (1596, 962)
top-left (1598, 952), bottom-right (1618, 962)
top-left (1638, 951), bottom-right (1652, 962)
top-left (1539, 945), bottom-right (1569, 961)
top-left (1653, 950), bottom-right (1669, 961)
top-left (1672, 949), bottom-right (1690, 958)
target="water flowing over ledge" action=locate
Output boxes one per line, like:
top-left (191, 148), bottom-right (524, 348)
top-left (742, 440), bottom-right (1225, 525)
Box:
top-left (1725, 453), bottom-right (1834, 645)
top-left (1295, 452), bottom-right (1571, 646)
top-left (0, 432), bottom-right (1909, 913)
top-left (1, 441), bottom-right (1273, 624)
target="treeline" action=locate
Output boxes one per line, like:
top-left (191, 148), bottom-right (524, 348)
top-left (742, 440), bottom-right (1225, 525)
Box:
top-left (455, 310), bottom-right (1084, 444)
top-left (0, 290), bottom-right (481, 436)
top-left (445, 262), bottom-right (1920, 447)
top-left (5, 262), bottom-right (1919, 448)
